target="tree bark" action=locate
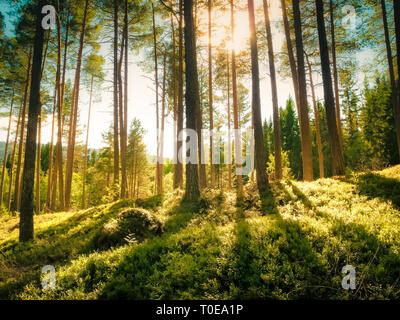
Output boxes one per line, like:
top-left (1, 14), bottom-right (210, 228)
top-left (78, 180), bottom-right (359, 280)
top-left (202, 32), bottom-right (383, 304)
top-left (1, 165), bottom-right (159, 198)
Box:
top-left (329, 0), bottom-right (343, 150)
top-left (315, 0), bottom-right (345, 176)
top-left (248, 0), bottom-right (269, 194)
top-left (0, 88), bottom-right (15, 207)
top-left (171, 14), bottom-right (178, 186)
top-left (183, 0), bottom-right (200, 201)
top-left (395, 0), bottom-right (400, 135)
top-left (82, 76), bottom-right (93, 209)
top-left (174, 0), bottom-right (184, 189)
top-left (207, 0), bottom-right (216, 187)
top-left (292, 0), bottom-right (313, 181)
top-left (263, 0), bottom-right (282, 180)
top-left (13, 48), bottom-right (32, 212)
top-left (46, 85), bottom-right (57, 210)
top-left (19, 0), bottom-right (45, 241)
top-left (152, 3), bottom-right (161, 195)
top-left (7, 105), bottom-right (22, 212)
top-left (65, 0), bottom-right (89, 209)
top-left (280, 0), bottom-right (301, 121)
top-left (227, 52), bottom-right (232, 189)
top-left (113, 0), bottom-right (120, 185)
top-left (382, 0), bottom-right (400, 159)
top-left (306, 53), bottom-right (325, 178)
top-left (160, 52), bottom-right (167, 194)
top-left (230, 0), bottom-right (243, 198)
top-left (35, 106), bottom-right (42, 214)
top-left (122, 0), bottom-right (129, 198)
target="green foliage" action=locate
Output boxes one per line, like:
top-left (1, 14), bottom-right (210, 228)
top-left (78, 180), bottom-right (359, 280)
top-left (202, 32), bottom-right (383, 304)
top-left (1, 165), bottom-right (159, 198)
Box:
top-left (91, 207), bottom-right (163, 250)
top-left (135, 194), bottom-right (163, 210)
top-left (280, 98), bottom-right (302, 180)
top-left (360, 76), bottom-right (399, 168)
top-left (2, 166), bottom-right (400, 300)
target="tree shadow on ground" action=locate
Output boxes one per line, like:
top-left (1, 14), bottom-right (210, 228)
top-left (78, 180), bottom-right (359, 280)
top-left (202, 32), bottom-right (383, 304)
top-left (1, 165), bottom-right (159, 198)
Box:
top-left (224, 195), bottom-right (337, 299)
top-left (347, 172), bottom-right (400, 210)
top-left (98, 199), bottom-right (209, 299)
top-left (278, 181), bottom-right (400, 299)
top-left (0, 199), bottom-right (138, 299)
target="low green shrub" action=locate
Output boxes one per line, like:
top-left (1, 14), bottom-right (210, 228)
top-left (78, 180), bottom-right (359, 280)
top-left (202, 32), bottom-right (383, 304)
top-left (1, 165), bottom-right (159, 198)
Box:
top-left (91, 208), bottom-right (163, 250)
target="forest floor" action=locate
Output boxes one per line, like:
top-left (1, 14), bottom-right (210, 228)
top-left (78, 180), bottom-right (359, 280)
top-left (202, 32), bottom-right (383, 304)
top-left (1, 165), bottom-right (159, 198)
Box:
top-left (1, 166), bottom-right (400, 300)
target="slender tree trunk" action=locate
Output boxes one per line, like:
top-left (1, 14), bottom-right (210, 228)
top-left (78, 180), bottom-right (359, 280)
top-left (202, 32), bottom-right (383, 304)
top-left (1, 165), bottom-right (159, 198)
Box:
top-left (35, 107), bottom-right (42, 214)
top-left (171, 14), bottom-right (178, 184)
top-left (46, 86), bottom-right (57, 210)
top-left (315, 0), bottom-right (345, 176)
top-left (19, 0), bottom-right (45, 241)
top-left (248, 0), bottom-right (269, 194)
top-left (306, 53), bottom-right (325, 178)
top-left (227, 52), bottom-right (232, 190)
top-left (174, 0), bottom-right (184, 189)
top-left (292, 0), bottom-right (313, 181)
top-left (152, 3), bottom-right (161, 195)
top-left (7, 106), bottom-right (22, 212)
top-left (183, 0), bottom-right (200, 201)
top-left (54, 4), bottom-right (68, 211)
top-left (329, 0), bottom-right (343, 150)
top-left (207, 0), bottom-right (216, 187)
top-left (160, 53), bottom-right (167, 194)
top-left (395, 0), bottom-right (400, 135)
top-left (65, 0), bottom-right (89, 210)
top-left (113, 0), bottom-right (120, 185)
top-left (118, 33), bottom-right (126, 198)
top-left (230, 0), bottom-right (243, 198)
top-left (194, 11), bottom-right (206, 190)
top-left (122, 0), bottom-right (129, 197)
top-left (13, 48), bottom-right (32, 212)
top-left (280, 0), bottom-right (301, 121)
top-left (0, 88), bottom-right (15, 207)
top-left (382, 0), bottom-right (400, 159)
top-left (82, 77), bottom-right (93, 209)
top-left (263, 0), bottom-right (282, 180)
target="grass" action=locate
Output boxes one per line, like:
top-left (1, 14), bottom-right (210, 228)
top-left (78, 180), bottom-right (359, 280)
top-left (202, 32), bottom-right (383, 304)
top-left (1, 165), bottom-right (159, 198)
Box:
top-left (1, 166), bottom-right (400, 299)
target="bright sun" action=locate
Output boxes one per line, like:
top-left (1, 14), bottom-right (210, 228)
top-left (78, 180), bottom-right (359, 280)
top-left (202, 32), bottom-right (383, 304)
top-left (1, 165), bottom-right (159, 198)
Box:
top-left (197, 6), bottom-right (251, 54)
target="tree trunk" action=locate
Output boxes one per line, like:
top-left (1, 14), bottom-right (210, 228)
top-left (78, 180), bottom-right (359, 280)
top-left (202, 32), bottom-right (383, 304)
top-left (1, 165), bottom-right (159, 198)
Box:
top-left (227, 52), bottom-right (232, 189)
top-left (171, 14), bottom-right (178, 185)
top-left (315, 0), bottom-right (345, 176)
top-left (82, 77), bottom-right (93, 209)
top-left (207, 0), bottom-right (216, 187)
top-left (54, 4), bottom-right (67, 211)
top-left (65, 0), bottom-right (89, 210)
top-left (46, 85), bottom-right (57, 210)
top-left (13, 48), bottom-right (32, 212)
top-left (0, 88), bottom-right (15, 207)
top-left (7, 105), bottom-right (22, 212)
top-left (230, 0), bottom-right (243, 198)
top-left (263, 0), bottom-right (282, 180)
top-left (183, 0), bottom-right (200, 201)
top-left (248, 0), bottom-right (269, 194)
top-left (113, 0), bottom-right (120, 185)
top-left (306, 53), bottom-right (325, 178)
top-left (35, 106), bottom-right (42, 214)
top-left (280, 0), bottom-right (301, 121)
top-left (152, 3), bottom-right (161, 195)
top-left (174, 0), bottom-right (184, 189)
top-left (382, 0), bottom-right (400, 159)
top-left (19, 0), bottom-right (45, 241)
top-left (329, 0), bottom-right (343, 150)
top-left (160, 53), bottom-right (167, 194)
top-left (118, 32), bottom-right (126, 198)
top-left (292, 0), bottom-right (313, 181)
top-left (395, 0), bottom-right (400, 139)
top-left (122, 0), bottom-right (129, 197)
